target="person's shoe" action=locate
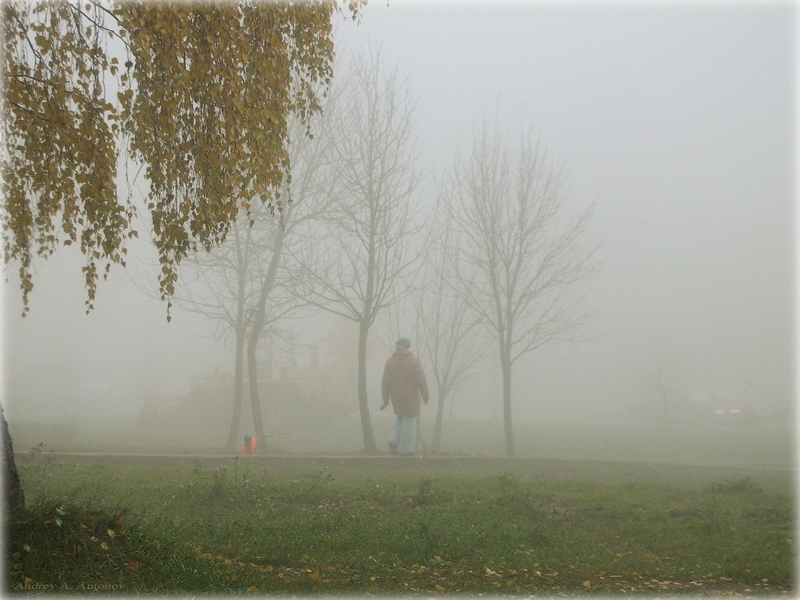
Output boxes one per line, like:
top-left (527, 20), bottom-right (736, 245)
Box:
top-left (388, 441), bottom-right (398, 455)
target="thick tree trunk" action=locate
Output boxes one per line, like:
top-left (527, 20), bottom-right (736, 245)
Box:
top-left (358, 320), bottom-right (379, 454)
top-left (2, 402), bottom-right (24, 515)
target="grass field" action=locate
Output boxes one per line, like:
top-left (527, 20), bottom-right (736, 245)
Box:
top-left (5, 441), bottom-right (796, 596)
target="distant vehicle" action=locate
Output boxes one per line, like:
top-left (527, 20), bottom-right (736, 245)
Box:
top-left (681, 390), bottom-right (764, 426)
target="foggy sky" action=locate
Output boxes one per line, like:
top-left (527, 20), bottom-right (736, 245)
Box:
top-left (1, 1), bottom-right (795, 426)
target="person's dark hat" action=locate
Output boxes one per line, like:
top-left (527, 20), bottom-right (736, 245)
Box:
top-left (396, 338), bottom-right (411, 348)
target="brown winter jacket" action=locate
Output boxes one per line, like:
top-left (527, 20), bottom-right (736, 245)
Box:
top-left (381, 347), bottom-right (430, 417)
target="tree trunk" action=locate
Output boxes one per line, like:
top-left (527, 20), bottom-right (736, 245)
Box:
top-left (226, 326), bottom-right (246, 451)
top-left (246, 328), bottom-right (266, 444)
top-left (245, 230), bottom-right (283, 447)
top-left (226, 232), bottom-right (249, 452)
top-left (501, 352), bottom-right (516, 458)
top-left (358, 319), bottom-right (379, 454)
top-left (432, 391), bottom-right (445, 453)
top-left (2, 402), bottom-right (24, 515)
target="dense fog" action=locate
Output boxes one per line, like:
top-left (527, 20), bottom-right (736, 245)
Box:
top-left (1, 2), bottom-right (795, 462)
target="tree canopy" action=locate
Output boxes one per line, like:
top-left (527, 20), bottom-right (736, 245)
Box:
top-left (2, 0), bottom-right (361, 314)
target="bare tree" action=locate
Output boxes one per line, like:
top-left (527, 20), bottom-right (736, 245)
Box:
top-left (130, 185), bottom-right (266, 449)
top-left (242, 109), bottom-right (338, 446)
top-left (448, 121), bottom-right (598, 457)
top-left (176, 197), bottom-right (302, 448)
top-left (177, 210), bottom-right (260, 449)
top-left (296, 48), bottom-right (422, 454)
top-left (176, 104), bottom-right (338, 449)
top-left (412, 196), bottom-right (488, 453)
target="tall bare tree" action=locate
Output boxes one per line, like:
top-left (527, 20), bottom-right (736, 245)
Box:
top-left (176, 105), bottom-right (337, 449)
top-left (412, 197), bottom-right (488, 453)
top-left (296, 48), bottom-right (422, 454)
top-left (177, 209), bottom-right (261, 449)
top-left (448, 121), bottom-right (598, 457)
top-left (241, 107), bottom-right (339, 447)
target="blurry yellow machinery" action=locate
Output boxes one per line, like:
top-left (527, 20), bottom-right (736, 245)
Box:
top-left (137, 365), bottom-right (357, 431)
top-left (266, 365), bottom-right (357, 426)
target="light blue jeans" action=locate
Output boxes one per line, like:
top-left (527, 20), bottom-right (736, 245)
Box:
top-left (389, 416), bottom-right (416, 455)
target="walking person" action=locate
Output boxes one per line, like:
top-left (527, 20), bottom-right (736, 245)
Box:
top-left (380, 338), bottom-right (429, 455)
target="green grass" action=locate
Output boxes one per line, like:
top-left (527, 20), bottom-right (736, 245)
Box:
top-left (5, 451), bottom-right (795, 595)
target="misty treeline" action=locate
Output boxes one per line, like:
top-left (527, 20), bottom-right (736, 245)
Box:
top-left (172, 47), bottom-right (599, 458)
